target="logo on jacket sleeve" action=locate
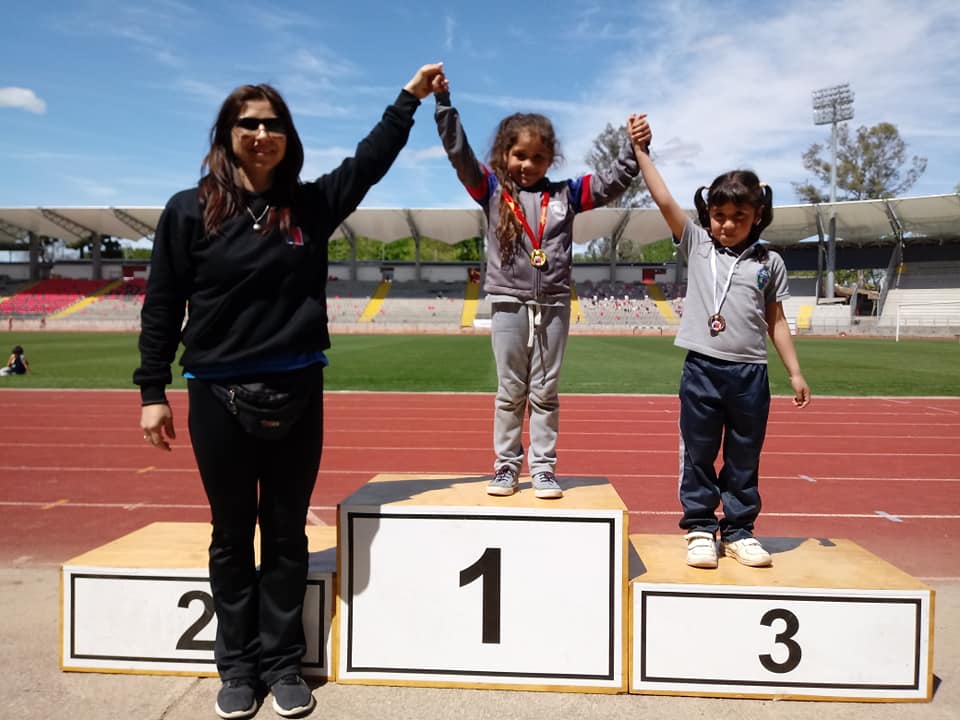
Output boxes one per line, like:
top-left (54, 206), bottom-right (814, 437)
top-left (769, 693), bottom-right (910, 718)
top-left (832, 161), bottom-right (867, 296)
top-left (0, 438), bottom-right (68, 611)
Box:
top-left (757, 266), bottom-right (771, 289)
top-left (287, 227), bottom-right (304, 246)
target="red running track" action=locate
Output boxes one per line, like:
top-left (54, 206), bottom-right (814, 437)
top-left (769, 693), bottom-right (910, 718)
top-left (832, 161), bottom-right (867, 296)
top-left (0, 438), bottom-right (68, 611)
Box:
top-left (0, 390), bottom-right (957, 579)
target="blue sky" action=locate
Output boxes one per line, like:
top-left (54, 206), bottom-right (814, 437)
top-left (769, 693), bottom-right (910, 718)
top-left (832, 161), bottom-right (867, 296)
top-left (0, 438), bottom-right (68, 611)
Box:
top-left (2, 0), bottom-right (959, 211)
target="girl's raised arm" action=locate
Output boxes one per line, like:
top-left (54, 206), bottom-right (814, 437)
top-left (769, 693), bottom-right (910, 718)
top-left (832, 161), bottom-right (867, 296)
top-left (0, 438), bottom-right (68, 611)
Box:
top-left (628, 114), bottom-right (687, 239)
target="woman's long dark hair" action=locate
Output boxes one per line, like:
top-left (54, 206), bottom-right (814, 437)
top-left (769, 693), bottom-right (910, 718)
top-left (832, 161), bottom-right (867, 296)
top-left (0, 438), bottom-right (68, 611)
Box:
top-left (198, 84), bottom-right (304, 236)
top-left (694, 169), bottom-right (773, 246)
top-left (488, 114), bottom-right (561, 265)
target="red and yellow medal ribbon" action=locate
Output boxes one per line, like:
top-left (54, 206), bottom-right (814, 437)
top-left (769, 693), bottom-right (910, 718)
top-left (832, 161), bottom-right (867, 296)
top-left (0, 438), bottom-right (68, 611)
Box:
top-left (501, 190), bottom-right (550, 253)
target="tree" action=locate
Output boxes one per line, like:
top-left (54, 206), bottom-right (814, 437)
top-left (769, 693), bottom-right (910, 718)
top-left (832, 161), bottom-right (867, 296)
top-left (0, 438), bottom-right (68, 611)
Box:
top-left (793, 122), bottom-right (927, 203)
top-left (584, 123), bottom-right (652, 260)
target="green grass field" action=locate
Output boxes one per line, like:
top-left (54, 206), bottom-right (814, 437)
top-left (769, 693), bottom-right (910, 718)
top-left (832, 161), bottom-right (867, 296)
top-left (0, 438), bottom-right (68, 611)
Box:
top-left (1, 332), bottom-right (957, 396)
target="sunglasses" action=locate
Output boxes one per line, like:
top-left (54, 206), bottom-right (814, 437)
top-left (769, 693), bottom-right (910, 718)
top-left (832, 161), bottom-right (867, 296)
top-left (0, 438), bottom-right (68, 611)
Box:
top-left (234, 117), bottom-right (287, 135)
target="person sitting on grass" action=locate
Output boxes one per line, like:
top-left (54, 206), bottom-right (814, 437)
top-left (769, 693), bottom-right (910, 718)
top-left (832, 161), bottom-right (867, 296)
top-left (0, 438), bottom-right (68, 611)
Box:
top-left (1, 345), bottom-right (29, 376)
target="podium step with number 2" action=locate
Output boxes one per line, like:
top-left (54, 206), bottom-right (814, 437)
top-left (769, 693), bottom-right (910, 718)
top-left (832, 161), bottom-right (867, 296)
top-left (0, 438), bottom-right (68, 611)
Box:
top-left (60, 522), bottom-right (335, 677)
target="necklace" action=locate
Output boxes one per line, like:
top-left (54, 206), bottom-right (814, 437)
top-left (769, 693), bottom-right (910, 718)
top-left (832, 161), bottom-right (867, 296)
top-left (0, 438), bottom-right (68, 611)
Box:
top-left (246, 204), bottom-right (271, 231)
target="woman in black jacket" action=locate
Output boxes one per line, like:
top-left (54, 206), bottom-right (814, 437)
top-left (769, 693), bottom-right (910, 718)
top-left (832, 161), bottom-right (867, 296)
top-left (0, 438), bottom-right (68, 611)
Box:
top-left (135, 62), bottom-right (444, 719)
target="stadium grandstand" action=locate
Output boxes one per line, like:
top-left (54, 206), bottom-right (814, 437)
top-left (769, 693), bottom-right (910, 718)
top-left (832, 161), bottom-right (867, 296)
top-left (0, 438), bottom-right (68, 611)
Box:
top-left (1, 195), bottom-right (958, 337)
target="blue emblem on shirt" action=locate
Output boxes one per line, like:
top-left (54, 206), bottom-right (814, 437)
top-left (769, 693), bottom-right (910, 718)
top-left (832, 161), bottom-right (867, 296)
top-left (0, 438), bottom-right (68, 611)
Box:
top-left (757, 266), bottom-right (771, 289)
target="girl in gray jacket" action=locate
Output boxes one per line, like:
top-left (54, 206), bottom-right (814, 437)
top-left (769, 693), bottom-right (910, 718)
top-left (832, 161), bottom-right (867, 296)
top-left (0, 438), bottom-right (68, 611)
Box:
top-left (433, 73), bottom-right (639, 498)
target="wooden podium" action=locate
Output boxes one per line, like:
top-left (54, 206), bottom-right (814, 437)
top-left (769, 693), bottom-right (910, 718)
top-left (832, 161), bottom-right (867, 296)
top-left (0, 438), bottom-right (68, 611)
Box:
top-left (60, 522), bottom-right (336, 677)
top-left (59, 480), bottom-right (935, 703)
top-left (335, 473), bottom-right (628, 692)
top-left (629, 534), bottom-right (934, 701)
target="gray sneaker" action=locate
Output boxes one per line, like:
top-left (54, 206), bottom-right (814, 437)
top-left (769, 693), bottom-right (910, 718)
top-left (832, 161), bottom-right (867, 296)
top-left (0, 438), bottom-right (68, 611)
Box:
top-left (270, 674), bottom-right (315, 717)
top-left (532, 471), bottom-right (563, 499)
top-left (487, 467), bottom-right (519, 496)
top-left (215, 678), bottom-right (258, 719)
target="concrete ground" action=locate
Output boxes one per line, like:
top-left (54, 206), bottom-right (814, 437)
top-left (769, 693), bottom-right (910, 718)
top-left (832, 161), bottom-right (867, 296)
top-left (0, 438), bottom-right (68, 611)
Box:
top-left (2, 566), bottom-right (956, 720)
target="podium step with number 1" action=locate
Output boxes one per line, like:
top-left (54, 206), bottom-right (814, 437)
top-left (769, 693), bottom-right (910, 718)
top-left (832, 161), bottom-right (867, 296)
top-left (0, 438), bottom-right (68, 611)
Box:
top-left (336, 473), bottom-right (628, 692)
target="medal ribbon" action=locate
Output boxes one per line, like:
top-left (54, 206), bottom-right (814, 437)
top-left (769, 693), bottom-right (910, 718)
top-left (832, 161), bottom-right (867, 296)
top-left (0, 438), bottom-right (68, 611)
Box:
top-left (501, 190), bottom-right (550, 251)
top-left (709, 241), bottom-right (758, 317)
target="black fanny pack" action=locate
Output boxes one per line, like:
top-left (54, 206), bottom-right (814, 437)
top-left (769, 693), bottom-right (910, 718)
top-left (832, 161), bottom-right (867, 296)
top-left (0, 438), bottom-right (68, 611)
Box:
top-left (209, 364), bottom-right (322, 439)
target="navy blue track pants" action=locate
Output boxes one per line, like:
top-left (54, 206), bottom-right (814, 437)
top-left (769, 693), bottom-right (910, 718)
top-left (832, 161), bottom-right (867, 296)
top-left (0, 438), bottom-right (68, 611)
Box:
top-left (677, 352), bottom-right (770, 542)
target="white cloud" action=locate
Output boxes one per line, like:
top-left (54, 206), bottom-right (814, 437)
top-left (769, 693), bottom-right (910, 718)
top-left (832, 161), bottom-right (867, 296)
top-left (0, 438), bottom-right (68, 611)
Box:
top-left (174, 78), bottom-right (228, 105)
top-left (558, 0), bottom-right (960, 202)
top-left (460, 91), bottom-right (582, 116)
top-left (293, 102), bottom-right (353, 120)
top-left (444, 15), bottom-right (456, 51)
top-left (405, 145), bottom-right (448, 163)
top-left (64, 175), bottom-right (119, 200)
top-left (0, 87), bottom-right (47, 114)
top-left (289, 49), bottom-right (356, 81)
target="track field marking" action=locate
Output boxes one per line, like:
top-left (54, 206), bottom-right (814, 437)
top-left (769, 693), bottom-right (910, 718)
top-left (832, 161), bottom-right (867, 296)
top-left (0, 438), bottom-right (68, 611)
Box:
top-left (3, 444), bottom-right (960, 461)
top-left (927, 406), bottom-right (960, 415)
top-left (2, 467), bottom-right (957, 483)
top-left (136, 466), bottom-right (157, 474)
top-left (626, 510), bottom-right (960, 520)
top-left (5, 501), bottom-right (957, 522)
top-left (798, 475), bottom-right (817, 483)
top-left (41, 498), bottom-right (69, 510)
top-left (875, 510), bottom-right (904, 523)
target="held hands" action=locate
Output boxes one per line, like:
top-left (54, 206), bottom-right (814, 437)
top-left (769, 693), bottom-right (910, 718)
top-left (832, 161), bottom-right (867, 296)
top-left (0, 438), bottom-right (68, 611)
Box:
top-left (627, 113), bottom-right (652, 154)
top-left (404, 63), bottom-right (446, 100)
top-left (432, 71), bottom-right (450, 95)
top-left (141, 403), bottom-right (176, 452)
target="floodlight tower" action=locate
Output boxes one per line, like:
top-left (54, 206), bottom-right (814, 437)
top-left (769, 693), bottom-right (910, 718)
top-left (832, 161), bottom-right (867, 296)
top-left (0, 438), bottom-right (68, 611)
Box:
top-left (812, 83), bottom-right (854, 300)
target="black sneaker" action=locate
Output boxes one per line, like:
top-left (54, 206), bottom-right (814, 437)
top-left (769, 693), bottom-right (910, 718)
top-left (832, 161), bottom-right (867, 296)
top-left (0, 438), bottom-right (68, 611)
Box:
top-left (215, 678), bottom-right (258, 719)
top-left (270, 674), bottom-right (316, 718)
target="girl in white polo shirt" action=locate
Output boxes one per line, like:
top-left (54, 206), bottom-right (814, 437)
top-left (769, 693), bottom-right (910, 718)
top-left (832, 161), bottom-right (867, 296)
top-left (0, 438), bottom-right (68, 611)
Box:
top-left (629, 114), bottom-right (811, 569)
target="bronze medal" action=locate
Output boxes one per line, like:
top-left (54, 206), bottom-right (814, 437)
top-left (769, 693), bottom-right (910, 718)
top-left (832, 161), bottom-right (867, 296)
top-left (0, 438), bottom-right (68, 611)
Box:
top-left (530, 248), bottom-right (548, 268)
top-left (708, 313), bottom-right (726, 333)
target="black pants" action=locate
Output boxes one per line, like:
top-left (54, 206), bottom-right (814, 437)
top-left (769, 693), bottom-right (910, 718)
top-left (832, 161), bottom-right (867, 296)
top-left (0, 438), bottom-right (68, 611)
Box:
top-left (677, 352), bottom-right (770, 542)
top-left (187, 369), bottom-right (324, 685)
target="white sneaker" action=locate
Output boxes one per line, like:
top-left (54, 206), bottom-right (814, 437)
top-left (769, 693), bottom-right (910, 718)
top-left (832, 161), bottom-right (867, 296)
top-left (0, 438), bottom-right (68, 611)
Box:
top-left (684, 532), bottom-right (718, 568)
top-left (721, 537), bottom-right (772, 567)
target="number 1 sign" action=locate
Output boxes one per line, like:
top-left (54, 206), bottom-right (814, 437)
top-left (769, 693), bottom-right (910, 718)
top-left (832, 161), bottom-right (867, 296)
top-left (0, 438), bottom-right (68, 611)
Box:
top-left (336, 475), bottom-right (628, 691)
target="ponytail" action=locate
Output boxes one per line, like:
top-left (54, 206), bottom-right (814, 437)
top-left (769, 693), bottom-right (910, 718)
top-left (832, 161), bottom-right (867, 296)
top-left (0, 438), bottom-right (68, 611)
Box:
top-left (694, 186), bottom-right (710, 229)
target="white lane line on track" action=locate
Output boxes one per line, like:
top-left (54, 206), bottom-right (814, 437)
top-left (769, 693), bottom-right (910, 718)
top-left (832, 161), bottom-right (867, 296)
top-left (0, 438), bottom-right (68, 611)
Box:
top-left (3, 443), bottom-right (960, 458)
top-left (13, 500), bottom-right (953, 520)
top-left (2, 468), bottom-right (959, 483)
top-left (798, 474), bottom-right (817, 483)
top-left (875, 510), bottom-right (904, 523)
top-left (625, 509), bottom-right (960, 519)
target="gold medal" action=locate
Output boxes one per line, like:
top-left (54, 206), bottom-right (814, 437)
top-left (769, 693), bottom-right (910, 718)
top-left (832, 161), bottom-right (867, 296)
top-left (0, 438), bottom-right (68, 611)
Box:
top-left (708, 313), bottom-right (726, 333)
top-left (530, 249), bottom-right (548, 268)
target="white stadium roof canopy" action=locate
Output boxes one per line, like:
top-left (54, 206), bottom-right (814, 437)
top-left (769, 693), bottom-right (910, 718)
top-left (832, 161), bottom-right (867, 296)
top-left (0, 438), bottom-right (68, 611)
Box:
top-left (0, 194), bottom-right (957, 248)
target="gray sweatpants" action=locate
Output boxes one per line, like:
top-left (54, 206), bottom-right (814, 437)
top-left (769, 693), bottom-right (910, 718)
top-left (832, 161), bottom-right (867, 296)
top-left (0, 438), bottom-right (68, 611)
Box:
top-left (490, 301), bottom-right (570, 476)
